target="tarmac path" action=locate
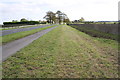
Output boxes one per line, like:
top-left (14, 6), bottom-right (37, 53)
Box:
top-left (2, 26), bottom-right (58, 62)
top-left (1, 25), bottom-right (53, 36)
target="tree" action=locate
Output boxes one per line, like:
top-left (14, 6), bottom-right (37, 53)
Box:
top-left (44, 11), bottom-right (56, 24)
top-left (56, 10), bottom-right (63, 24)
top-left (62, 13), bottom-right (70, 24)
top-left (79, 17), bottom-right (85, 22)
top-left (20, 18), bottom-right (28, 22)
top-left (56, 11), bottom-right (70, 24)
top-left (44, 10), bottom-right (70, 24)
top-left (63, 18), bottom-right (70, 24)
top-left (12, 20), bottom-right (18, 22)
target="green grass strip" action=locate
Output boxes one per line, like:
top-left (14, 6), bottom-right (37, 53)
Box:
top-left (2, 25), bottom-right (57, 44)
top-left (0, 24), bottom-right (47, 30)
top-left (2, 25), bottom-right (118, 78)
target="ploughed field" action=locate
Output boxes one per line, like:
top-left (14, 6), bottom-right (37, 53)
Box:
top-left (2, 25), bottom-right (119, 78)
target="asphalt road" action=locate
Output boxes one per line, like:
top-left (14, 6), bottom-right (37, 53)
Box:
top-left (1, 25), bottom-right (53, 36)
top-left (2, 26), bottom-right (58, 62)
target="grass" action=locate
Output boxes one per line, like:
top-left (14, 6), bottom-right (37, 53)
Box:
top-left (0, 24), bottom-right (47, 30)
top-left (2, 25), bottom-right (57, 44)
top-left (2, 25), bottom-right (119, 78)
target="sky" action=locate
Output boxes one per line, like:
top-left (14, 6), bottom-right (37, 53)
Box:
top-left (0, 0), bottom-right (119, 24)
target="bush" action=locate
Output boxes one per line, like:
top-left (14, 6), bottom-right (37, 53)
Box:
top-left (3, 21), bottom-right (40, 25)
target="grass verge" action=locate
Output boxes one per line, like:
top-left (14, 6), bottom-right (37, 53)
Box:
top-left (2, 25), bottom-right (57, 44)
top-left (2, 25), bottom-right (118, 78)
top-left (0, 24), bottom-right (49, 30)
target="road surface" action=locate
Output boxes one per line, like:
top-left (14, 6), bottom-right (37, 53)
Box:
top-left (1, 25), bottom-right (53, 36)
top-left (2, 26), bottom-right (58, 62)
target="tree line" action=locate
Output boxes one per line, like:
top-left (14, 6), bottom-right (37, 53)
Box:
top-left (3, 10), bottom-right (70, 26)
top-left (44, 10), bottom-right (70, 24)
top-left (3, 18), bottom-right (40, 25)
top-left (3, 10), bottom-right (119, 26)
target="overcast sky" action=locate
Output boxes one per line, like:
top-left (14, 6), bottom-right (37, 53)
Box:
top-left (0, 0), bottom-right (119, 24)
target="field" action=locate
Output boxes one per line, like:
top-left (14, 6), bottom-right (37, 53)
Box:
top-left (69, 25), bottom-right (119, 40)
top-left (2, 25), bottom-right (119, 78)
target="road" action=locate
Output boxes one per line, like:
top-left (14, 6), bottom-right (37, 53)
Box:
top-left (1, 24), bottom-right (53, 36)
top-left (2, 26), bottom-right (58, 62)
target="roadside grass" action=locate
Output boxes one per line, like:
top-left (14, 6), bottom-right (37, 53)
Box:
top-left (94, 38), bottom-right (119, 49)
top-left (2, 25), bottom-right (118, 78)
top-left (0, 24), bottom-right (46, 31)
top-left (2, 25), bottom-right (57, 44)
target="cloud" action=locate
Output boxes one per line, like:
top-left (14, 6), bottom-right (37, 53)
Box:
top-left (0, 0), bottom-right (119, 24)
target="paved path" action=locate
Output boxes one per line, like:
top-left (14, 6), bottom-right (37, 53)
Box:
top-left (1, 25), bottom-right (53, 36)
top-left (2, 26), bottom-right (58, 62)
